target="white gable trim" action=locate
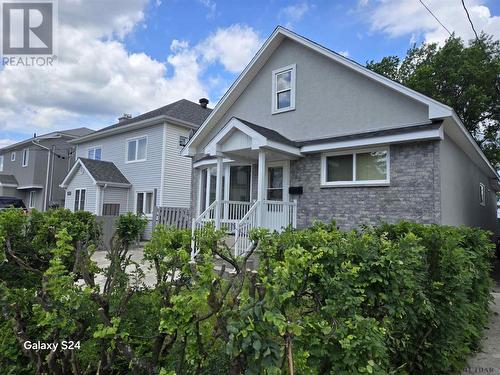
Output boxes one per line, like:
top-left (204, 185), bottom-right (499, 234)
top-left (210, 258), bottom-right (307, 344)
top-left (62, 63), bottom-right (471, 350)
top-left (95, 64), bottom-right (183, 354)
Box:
top-left (60, 159), bottom-right (97, 188)
top-left (182, 26), bottom-right (452, 157)
top-left (301, 127), bottom-right (444, 153)
top-left (204, 118), bottom-right (301, 157)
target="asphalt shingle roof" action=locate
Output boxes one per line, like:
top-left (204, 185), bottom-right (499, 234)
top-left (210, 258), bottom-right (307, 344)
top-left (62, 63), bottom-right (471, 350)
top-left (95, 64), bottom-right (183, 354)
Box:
top-left (79, 158), bottom-right (130, 185)
top-left (0, 174), bottom-right (18, 185)
top-left (296, 121), bottom-right (443, 147)
top-left (93, 99), bottom-right (212, 136)
top-left (0, 127), bottom-right (94, 151)
top-left (236, 118), bottom-right (297, 147)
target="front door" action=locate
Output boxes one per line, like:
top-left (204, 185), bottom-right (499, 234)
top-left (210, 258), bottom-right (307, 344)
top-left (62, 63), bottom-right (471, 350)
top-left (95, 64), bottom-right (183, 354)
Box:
top-left (264, 161), bottom-right (290, 231)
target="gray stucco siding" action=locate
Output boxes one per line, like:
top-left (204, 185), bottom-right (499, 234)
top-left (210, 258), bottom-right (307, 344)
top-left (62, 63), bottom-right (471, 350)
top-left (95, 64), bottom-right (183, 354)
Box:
top-left (199, 38), bottom-right (429, 151)
top-left (290, 141), bottom-right (441, 230)
top-left (440, 136), bottom-right (498, 234)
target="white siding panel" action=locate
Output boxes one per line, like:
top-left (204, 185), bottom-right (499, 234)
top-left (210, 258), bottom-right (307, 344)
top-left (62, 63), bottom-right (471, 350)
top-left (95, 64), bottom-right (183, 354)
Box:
top-left (64, 166), bottom-right (97, 213)
top-left (76, 124), bottom-right (164, 213)
top-left (163, 124), bottom-right (193, 208)
top-left (102, 187), bottom-right (129, 215)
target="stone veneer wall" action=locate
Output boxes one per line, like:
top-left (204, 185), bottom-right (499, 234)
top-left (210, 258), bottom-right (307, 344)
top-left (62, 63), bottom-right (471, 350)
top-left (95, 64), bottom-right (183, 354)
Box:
top-left (289, 141), bottom-right (441, 230)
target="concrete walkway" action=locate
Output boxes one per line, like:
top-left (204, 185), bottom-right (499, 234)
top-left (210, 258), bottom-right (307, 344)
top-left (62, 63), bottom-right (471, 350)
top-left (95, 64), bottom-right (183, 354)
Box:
top-left (91, 246), bottom-right (157, 287)
top-left (462, 259), bottom-right (500, 374)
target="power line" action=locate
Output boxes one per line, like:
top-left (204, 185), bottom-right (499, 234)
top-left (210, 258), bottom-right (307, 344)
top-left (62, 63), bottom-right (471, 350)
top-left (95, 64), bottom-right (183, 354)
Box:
top-left (418, 0), bottom-right (452, 37)
top-left (461, 0), bottom-right (480, 42)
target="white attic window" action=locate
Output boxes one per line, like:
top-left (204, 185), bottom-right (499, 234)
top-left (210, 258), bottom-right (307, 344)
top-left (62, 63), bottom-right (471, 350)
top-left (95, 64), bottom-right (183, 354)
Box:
top-left (272, 64), bottom-right (296, 114)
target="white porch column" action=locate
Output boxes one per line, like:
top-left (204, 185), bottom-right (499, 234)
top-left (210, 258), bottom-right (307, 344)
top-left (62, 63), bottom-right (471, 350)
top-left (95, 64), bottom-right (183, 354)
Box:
top-left (215, 156), bottom-right (223, 229)
top-left (257, 150), bottom-right (266, 226)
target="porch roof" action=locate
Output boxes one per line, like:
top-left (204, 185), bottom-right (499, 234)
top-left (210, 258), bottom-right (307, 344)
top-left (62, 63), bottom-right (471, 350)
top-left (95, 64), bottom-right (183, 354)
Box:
top-left (236, 118), bottom-right (297, 147)
top-left (60, 158), bottom-right (131, 188)
top-left (204, 117), bottom-right (302, 158)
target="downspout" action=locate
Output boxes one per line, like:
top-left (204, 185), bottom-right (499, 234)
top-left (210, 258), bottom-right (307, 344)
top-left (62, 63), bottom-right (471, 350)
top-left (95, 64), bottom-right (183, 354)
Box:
top-left (32, 140), bottom-right (51, 211)
top-left (49, 145), bottom-right (55, 205)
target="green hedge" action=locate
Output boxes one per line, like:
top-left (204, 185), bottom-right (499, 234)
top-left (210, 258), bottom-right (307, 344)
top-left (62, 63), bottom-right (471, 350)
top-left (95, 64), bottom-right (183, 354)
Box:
top-left (252, 221), bottom-right (494, 374)
top-left (0, 209), bottom-right (494, 374)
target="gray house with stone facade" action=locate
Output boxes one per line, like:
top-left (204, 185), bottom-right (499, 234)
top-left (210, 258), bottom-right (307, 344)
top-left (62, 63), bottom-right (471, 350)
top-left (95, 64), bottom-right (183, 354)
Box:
top-left (0, 128), bottom-right (94, 210)
top-left (182, 27), bottom-right (499, 256)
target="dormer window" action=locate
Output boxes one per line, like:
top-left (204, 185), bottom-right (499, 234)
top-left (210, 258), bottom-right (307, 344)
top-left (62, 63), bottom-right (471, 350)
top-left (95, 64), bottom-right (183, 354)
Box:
top-left (272, 64), bottom-right (296, 114)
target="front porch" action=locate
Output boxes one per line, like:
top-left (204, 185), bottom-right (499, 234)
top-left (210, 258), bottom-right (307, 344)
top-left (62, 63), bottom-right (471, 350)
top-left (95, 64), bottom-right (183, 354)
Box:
top-left (191, 118), bottom-right (302, 258)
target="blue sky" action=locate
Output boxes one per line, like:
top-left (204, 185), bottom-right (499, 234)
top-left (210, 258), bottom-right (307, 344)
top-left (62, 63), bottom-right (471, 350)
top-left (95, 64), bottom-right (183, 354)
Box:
top-left (0, 0), bottom-right (498, 146)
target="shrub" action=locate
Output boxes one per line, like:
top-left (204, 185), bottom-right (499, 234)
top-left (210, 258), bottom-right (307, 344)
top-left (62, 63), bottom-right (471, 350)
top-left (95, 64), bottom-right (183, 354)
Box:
top-left (0, 211), bottom-right (494, 374)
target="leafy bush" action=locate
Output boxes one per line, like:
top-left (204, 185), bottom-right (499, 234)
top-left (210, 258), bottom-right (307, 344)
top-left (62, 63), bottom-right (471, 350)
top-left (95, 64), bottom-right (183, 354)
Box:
top-left (0, 211), bottom-right (494, 374)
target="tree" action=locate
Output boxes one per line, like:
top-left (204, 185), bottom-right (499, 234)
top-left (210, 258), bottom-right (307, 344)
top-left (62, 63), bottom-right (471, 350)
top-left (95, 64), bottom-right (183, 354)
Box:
top-left (366, 33), bottom-right (500, 168)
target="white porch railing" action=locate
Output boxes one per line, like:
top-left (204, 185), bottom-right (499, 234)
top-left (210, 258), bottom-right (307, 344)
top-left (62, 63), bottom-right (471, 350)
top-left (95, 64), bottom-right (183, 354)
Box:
top-left (220, 200), bottom-right (252, 233)
top-left (234, 201), bottom-right (260, 256)
top-left (191, 200), bottom-right (216, 259)
top-left (191, 199), bottom-right (298, 259)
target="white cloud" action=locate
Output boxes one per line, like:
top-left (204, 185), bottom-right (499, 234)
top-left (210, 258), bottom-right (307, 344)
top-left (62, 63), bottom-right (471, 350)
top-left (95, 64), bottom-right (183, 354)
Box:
top-left (199, 0), bottom-right (217, 19)
top-left (59, 0), bottom-right (149, 40)
top-left (363, 0), bottom-right (500, 44)
top-left (197, 24), bottom-right (263, 73)
top-left (338, 50), bottom-right (350, 57)
top-left (280, 2), bottom-right (311, 27)
top-left (0, 0), bottom-right (262, 138)
top-left (0, 139), bottom-right (17, 148)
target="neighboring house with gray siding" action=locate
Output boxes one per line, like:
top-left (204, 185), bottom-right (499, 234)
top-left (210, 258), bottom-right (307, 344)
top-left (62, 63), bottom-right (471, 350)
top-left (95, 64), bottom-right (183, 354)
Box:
top-left (182, 27), bottom-right (499, 256)
top-left (0, 128), bottom-right (94, 210)
top-left (60, 99), bottom-right (212, 238)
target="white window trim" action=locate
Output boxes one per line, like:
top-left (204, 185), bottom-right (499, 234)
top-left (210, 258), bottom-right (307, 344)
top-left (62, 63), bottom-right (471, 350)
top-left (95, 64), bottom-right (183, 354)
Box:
top-left (479, 183), bottom-right (486, 206)
top-left (320, 146), bottom-right (390, 187)
top-left (265, 160), bottom-right (290, 202)
top-left (87, 146), bottom-right (102, 160)
top-left (10, 152), bottom-right (15, 161)
top-left (22, 148), bottom-right (29, 167)
top-left (125, 136), bottom-right (148, 163)
top-left (0, 155), bottom-right (3, 172)
top-left (74, 188), bottom-right (86, 211)
top-left (135, 191), bottom-right (154, 217)
top-left (272, 64), bottom-right (296, 114)
top-left (197, 163), bottom-right (254, 214)
top-left (29, 191), bottom-right (36, 209)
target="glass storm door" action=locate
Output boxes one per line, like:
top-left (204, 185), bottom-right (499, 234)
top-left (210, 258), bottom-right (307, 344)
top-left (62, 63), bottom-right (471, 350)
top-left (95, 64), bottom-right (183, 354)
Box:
top-left (264, 162), bottom-right (290, 231)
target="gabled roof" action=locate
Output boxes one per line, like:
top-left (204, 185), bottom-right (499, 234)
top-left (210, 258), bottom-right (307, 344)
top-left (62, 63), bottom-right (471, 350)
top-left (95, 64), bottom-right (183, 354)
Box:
top-left (60, 158), bottom-right (130, 188)
top-left (236, 118), bottom-right (296, 147)
top-left (0, 174), bottom-right (18, 186)
top-left (204, 117), bottom-right (301, 157)
top-left (72, 99), bottom-right (212, 144)
top-left (0, 127), bottom-right (94, 152)
top-left (182, 26), bottom-right (498, 179)
top-left (183, 26), bottom-right (452, 157)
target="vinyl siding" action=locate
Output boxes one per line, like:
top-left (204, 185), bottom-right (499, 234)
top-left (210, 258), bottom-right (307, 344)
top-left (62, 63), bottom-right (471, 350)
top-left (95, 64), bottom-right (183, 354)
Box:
top-left (162, 124), bottom-right (193, 208)
top-left (64, 166), bottom-right (97, 213)
top-left (76, 124), bottom-right (164, 213)
top-left (102, 187), bottom-right (129, 215)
